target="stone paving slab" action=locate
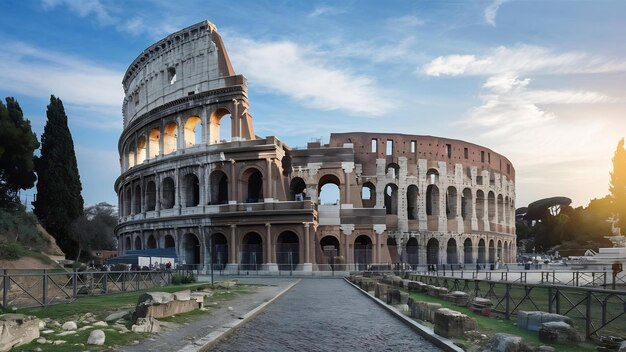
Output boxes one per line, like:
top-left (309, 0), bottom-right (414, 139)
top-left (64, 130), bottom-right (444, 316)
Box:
top-left (117, 278), bottom-right (299, 352)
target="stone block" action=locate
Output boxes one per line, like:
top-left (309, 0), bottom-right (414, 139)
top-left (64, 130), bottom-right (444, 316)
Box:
top-left (131, 318), bottom-right (160, 333)
top-left (517, 311), bottom-right (574, 332)
top-left (399, 292), bottom-right (409, 305)
top-left (61, 321), bottom-right (77, 331)
top-left (488, 333), bottom-right (528, 352)
top-left (426, 285), bottom-right (438, 296)
top-left (172, 290), bottom-right (191, 301)
top-left (375, 283), bottom-right (389, 300)
top-left (387, 289), bottom-right (402, 305)
top-left (0, 314), bottom-right (40, 351)
top-left (407, 281), bottom-right (421, 292)
top-left (443, 291), bottom-right (470, 306)
top-left (470, 297), bottom-right (493, 316)
top-left (138, 292), bottom-right (174, 305)
top-left (538, 321), bottom-right (580, 343)
top-left (434, 308), bottom-right (475, 338)
top-left (87, 330), bottom-right (105, 345)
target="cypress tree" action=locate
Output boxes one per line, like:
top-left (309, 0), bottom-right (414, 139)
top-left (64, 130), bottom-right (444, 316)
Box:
top-left (610, 138), bottom-right (626, 232)
top-left (33, 96), bottom-right (84, 258)
top-left (0, 97), bottom-right (39, 208)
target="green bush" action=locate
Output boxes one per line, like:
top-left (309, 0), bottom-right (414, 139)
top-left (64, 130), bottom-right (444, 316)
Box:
top-left (171, 273), bottom-right (196, 285)
top-left (171, 274), bottom-right (183, 285)
top-left (0, 242), bottom-right (27, 260)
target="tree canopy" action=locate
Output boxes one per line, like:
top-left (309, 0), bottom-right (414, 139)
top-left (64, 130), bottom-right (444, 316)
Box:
top-left (70, 202), bottom-right (117, 261)
top-left (33, 95), bottom-right (84, 258)
top-left (0, 97), bottom-right (39, 208)
top-left (610, 138), bottom-right (626, 231)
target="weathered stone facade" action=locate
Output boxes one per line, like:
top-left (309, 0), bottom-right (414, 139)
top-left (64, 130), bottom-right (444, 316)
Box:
top-left (115, 20), bottom-right (516, 271)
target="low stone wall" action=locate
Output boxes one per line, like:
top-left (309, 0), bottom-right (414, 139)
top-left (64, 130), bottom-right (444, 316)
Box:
top-left (0, 314), bottom-right (40, 351)
top-left (133, 290), bottom-right (203, 322)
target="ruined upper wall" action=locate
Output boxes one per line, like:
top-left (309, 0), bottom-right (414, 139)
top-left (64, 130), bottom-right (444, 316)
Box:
top-left (121, 20), bottom-right (238, 127)
top-left (329, 132), bottom-right (516, 181)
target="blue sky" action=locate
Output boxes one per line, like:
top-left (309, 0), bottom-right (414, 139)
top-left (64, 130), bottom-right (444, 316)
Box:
top-left (2, 0), bottom-right (626, 209)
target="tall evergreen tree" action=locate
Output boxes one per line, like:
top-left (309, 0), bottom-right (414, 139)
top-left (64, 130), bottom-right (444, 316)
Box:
top-left (33, 96), bottom-right (84, 258)
top-left (610, 138), bottom-right (626, 232)
top-left (0, 97), bottom-right (39, 208)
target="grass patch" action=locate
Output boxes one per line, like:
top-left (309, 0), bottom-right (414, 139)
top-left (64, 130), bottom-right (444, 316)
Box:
top-left (14, 282), bottom-right (255, 351)
top-left (405, 289), bottom-right (597, 352)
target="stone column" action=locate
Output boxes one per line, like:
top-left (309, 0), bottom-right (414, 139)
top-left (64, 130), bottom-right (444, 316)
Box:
top-left (229, 160), bottom-right (237, 204)
top-left (226, 225), bottom-right (237, 270)
top-left (341, 162), bottom-right (354, 205)
top-left (265, 158), bottom-right (273, 202)
top-left (159, 120), bottom-right (165, 156)
top-left (155, 175), bottom-right (161, 212)
top-left (265, 223), bottom-right (277, 271)
top-left (302, 223), bottom-right (312, 271)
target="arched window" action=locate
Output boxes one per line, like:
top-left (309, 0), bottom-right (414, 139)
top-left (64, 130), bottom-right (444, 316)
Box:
top-left (244, 169), bottom-right (263, 203)
top-left (488, 191), bottom-right (496, 221)
top-left (182, 173), bottom-right (200, 207)
top-left (361, 182), bottom-right (376, 208)
top-left (162, 177), bottom-right (175, 209)
top-left (209, 108), bottom-right (232, 144)
top-left (289, 177), bottom-right (306, 201)
top-left (124, 187), bottom-right (131, 216)
top-left (182, 233), bottom-right (200, 266)
top-left (464, 238), bottom-right (473, 264)
top-left (127, 142), bottom-right (136, 169)
top-left (407, 185), bottom-right (418, 220)
top-left (136, 136), bottom-right (147, 165)
top-left (446, 186), bottom-right (457, 220)
top-left (447, 238), bottom-right (458, 264)
top-left (426, 185), bottom-right (439, 216)
top-left (163, 234), bottom-right (175, 248)
top-left (184, 116), bottom-right (202, 147)
top-left (426, 169), bottom-right (439, 185)
top-left (461, 188), bottom-right (472, 220)
top-left (476, 190), bottom-right (485, 220)
top-left (427, 238), bottom-right (439, 265)
top-left (134, 184), bottom-right (141, 214)
top-left (163, 122), bottom-right (178, 154)
top-left (318, 174), bottom-right (341, 205)
top-left (209, 171), bottom-right (229, 204)
top-left (386, 163), bottom-right (400, 179)
top-left (148, 128), bottom-right (160, 158)
top-left (384, 183), bottom-right (398, 215)
top-left (145, 181), bottom-right (156, 211)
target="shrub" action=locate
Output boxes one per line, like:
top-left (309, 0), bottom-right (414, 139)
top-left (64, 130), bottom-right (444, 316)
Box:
top-left (0, 242), bottom-right (26, 260)
top-left (181, 274), bottom-right (196, 284)
top-left (171, 273), bottom-right (196, 285)
top-left (171, 274), bottom-right (183, 285)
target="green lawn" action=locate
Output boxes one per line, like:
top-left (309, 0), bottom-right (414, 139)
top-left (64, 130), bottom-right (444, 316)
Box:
top-left (13, 282), bottom-right (254, 352)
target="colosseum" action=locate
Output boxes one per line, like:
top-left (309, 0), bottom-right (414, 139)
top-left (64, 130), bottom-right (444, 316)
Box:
top-left (114, 20), bottom-right (517, 271)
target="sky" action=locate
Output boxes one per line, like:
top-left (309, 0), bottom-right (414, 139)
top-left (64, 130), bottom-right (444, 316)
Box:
top-left (1, 0), bottom-right (626, 209)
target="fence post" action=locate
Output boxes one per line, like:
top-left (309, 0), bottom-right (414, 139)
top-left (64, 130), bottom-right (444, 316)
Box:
top-left (3, 270), bottom-right (9, 309)
top-left (556, 288), bottom-right (561, 314)
top-left (548, 286), bottom-right (553, 313)
top-left (505, 283), bottom-right (511, 319)
top-left (585, 291), bottom-right (592, 339)
top-left (72, 270), bottom-right (78, 298)
top-left (103, 272), bottom-right (108, 294)
top-left (42, 269), bottom-right (48, 306)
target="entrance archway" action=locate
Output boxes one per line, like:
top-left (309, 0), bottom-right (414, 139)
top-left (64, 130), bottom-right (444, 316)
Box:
top-left (488, 239), bottom-right (496, 264)
top-left (134, 236), bottom-right (142, 250)
top-left (387, 237), bottom-right (399, 263)
top-left (354, 235), bottom-right (372, 270)
top-left (125, 237), bottom-right (131, 253)
top-left (464, 238), bottom-right (473, 264)
top-left (427, 238), bottom-right (439, 265)
top-left (240, 232), bottom-right (263, 269)
top-left (319, 236), bottom-right (340, 269)
top-left (478, 239), bottom-right (486, 264)
top-left (446, 238), bottom-right (458, 265)
top-left (210, 233), bottom-right (228, 270)
top-left (182, 233), bottom-right (200, 268)
top-left (209, 171), bottom-right (228, 205)
top-left (244, 169), bottom-right (263, 203)
top-left (289, 177), bottom-right (306, 201)
top-left (276, 231), bottom-right (299, 270)
top-left (406, 237), bottom-right (418, 267)
top-left (163, 234), bottom-right (175, 248)
top-left (146, 235), bottom-right (157, 249)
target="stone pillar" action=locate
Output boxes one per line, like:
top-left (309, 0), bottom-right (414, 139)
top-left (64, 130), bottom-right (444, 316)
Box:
top-left (302, 223), bottom-right (312, 271)
top-left (265, 158), bottom-right (273, 202)
top-left (265, 223), bottom-right (277, 271)
top-left (455, 187), bottom-right (463, 233)
top-left (438, 161), bottom-right (447, 232)
top-left (341, 162), bottom-right (354, 205)
top-left (226, 225), bottom-right (237, 270)
top-left (229, 160), bottom-right (237, 204)
top-left (155, 175), bottom-right (161, 212)
top-left (159, 120), bottom-right (165, 156)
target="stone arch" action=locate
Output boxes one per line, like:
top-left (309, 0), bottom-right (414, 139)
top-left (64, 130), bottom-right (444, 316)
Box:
top-left (386, 163), bottom-right (400, 179)
top-left (406, 237), bottom-right (419, 266)
top-left (184, 116), bottom-right (202, 147)
top-left (384, 183), bottom-right (398, 215)
top-left (209, 108), bottom-right (232, 144)
top-left (361, 182), bottom-right (376, 208)
top-left (125, 236), bottom-right (131, 253)
top-left (478, 238), bottom-right (486, 264)
top-left (488, 191), bottom-right (496, 222)
top-left (163, 234), bottom-right (175, 248)
top-left (146, 181), bottom-right (156, 211)
top-left (182, 233), bottom-right (200, 267)
top-left (136, 135), bottom-right (147, 165)
top-left (426, 168), bottom-right (439, 185)
top-left (318, 174), bottom-right (341, 205)
top-left (464, 238), bottom-right (473, 264)
top-left (242, 167), bottom-right (263, 203)
top-left (426, 185), bottom-right (439, 216)
top-left (446, 186), bottom-right (457, 220)
top-left (134, 236), bottom-right (142, 250)
top-left (241, 232), bottom-right (263, 269)
top-left (146, 234), bottom-right (157, 249)
top-left (182, 173), bottom-right (200, 207)
top-left (426, 238), bottom-right (439, 265)
top-left (320, 235), bottom-right (340, 267)
top-left (148, 128), bottom-right (160, 158)
top-left (503, 241), bottom-right (509, 263)
top-left (407, 185), bottom-right (418, 220)
top-left (163, 121), bottom-right (178, 154)
top-left (354, 235), bottom-right (372, 270)
top-left (488, 239), bottom-right (496, 264)
top-left (476, 190), bottom-right (485, 220)
top-left (210, 233), bottom-right (228, 269)
top-left (209, 170), bottom-right (229, 205)
top-left (161, 177), bottom-right (175, 209)
top-left (276, 231), bottom-right (300, 270)
top-left (497, 239), bottom-right (503, 263)
top-left (461, 188), bottom-right (472, 220)
top-left (134, 184), bottom-right (141, 214)
top-left (289, 177), bottom-right (306, 201)
top-left (447, 238), bottom-right (458, 264)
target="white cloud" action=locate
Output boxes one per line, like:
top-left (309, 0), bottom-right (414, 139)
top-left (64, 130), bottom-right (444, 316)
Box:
top-left (0, 41), bottom-right (123, 129)
top-left (466, 73), bottom-right (610, 137)
top-left (388, 15), bottom-right (424, 28)
top-left (422, 45), bottom-right (626, 77)
top-left (41, 0), bottom-right (115, 25)
top-left (308, 5), bottom-right (343, 18)
top-left (226, 36), bottom-right (394, 116)
top-left (484, 0), bottom-right (507, 26)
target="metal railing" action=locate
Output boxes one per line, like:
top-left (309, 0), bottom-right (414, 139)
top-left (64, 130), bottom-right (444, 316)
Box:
top-left (0, 269), bottom-right (172, 309)
top-left (404, 272), bottom-right (626, 340)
